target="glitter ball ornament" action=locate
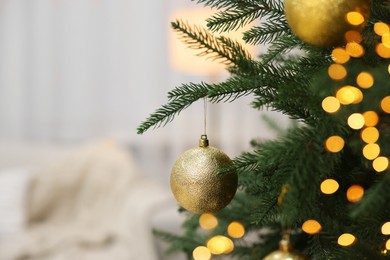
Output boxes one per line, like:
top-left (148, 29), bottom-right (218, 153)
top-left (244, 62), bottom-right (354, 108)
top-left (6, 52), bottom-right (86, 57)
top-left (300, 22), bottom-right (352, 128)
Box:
top-left (284, 0), bottom-right (370, 48)
top-left (170, 135), bottom-right (238, 214)
top-left (264, 235), bottom-right (306, 260)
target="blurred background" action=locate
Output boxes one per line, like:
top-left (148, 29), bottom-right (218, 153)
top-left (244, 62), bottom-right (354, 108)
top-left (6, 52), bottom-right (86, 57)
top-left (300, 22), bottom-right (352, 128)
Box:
top-left (0, 0), bottom-right (289, 259)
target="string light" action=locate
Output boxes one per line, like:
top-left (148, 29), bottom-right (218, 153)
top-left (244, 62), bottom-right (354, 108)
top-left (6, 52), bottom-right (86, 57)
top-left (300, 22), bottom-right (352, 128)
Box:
top-left (332, 48), bottom-right (350, 64)
top-left (345, 12), bottom-right (365, 26)
top-left (373, 157), bottom-right (389, 172)
top-left (336, 86), bottom-right (355, 105)
top-left (302, 220), bottom-right (322, 235)
top-left (374, 22), bottom-right (390, 36)
top-left (362, 111), bottom-right (379, 127)
top-left (325, 136), bottom-right (345, 153)
top-left (193, 246), bottom-right (211, 260)
top-left (338, 233), bottom-right (357, 246)
top-left (320, 179), bottom-right (339, 194)
top-left (376, 43), bottom-right (390, 58)
top-left (346, 185), bottom-right (364, 203)
top-left (381, 222), bottom-right (390, 235)
top-left (356, 72), bottom-right (374, 89)
top-left (362, 143), bottom-right (380, 160)
top-left (348, 113), bottom-right (365, 130)
top-left (328, 64), bottom-right (347, 80)
top-left (386, 239), bottom-right (390, 251)
top-left (346, 42), bottom-right (365, 57)
top-left (381, 96), bottom-right (390, 113)
top-left (383, 33), bottom-right (390, 48)
top-left (227, 222), bottom-right (245, 239)
top-left (207, 235), bottom-right (234, 255)
top-left (199, 214), bottom-right (218, 230)
top-left (360, 127), bottom-right (379, 143)
top-left (322, 96), bottom-right (341, 113)
top-left (345, 30), bottom-right (363, 43)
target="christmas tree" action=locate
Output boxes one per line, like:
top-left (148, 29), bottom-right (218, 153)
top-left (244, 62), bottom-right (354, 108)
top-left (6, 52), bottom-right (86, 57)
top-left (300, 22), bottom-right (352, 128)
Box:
top-left (138, 0), bottom-right (390, 259)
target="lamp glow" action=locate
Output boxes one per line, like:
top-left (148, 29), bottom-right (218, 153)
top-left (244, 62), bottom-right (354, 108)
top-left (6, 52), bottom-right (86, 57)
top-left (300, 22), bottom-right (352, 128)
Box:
top-left (328, 64), bottom-right (347, 81)
top-left (193, 246), bottom-right (211, 260)
top-left (320, 179), bottom-right (339, 194)
top-left (348, 113), bottom-right (365, 130)
top-left (373, 157), bottom-right (389, 172)
top-left (362, 111), bottom-right (379, 127)
top-left (345, 30), bottom-right (363, 43)
top-left (361, 127), bottom-right (379, 143)
top-left (346, 42), bottom-right (365, 58)
top-left (346, 185), bottom-right (364, 203)
top-left (346, 12), bottom-right (365, 26)
top-left (325, 136), bottom-right (345, 153)
top-left (227, 221), bottom-right (245, 239)
top-left (302, 220), bottom-right (322, 235)
top-left (338, 233), bottom-right (356, 246)
top-left (362, 143), bottom-right (380, 160)
top-left (381, 96), bottom-right (390, 113)
top-left (332, 48), bottom-right (350, 64)
top-left (356, 72), bottom-right (374, 89)
top-left (322, 96), bottom-right (341, 113)
top-left (381, 222), bottom-right (390, 235)
top-left (199, 213), bottom-right (218, 230)
top-left (374, 22), bottom-right (390, 36)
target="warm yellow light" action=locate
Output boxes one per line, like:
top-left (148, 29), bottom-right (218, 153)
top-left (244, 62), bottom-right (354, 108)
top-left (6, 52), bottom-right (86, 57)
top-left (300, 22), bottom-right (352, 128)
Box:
top-left (336, 87), bottom-right (355, 105)
top-left (346, 42), bottom-right (365, 58)
top-left (374, 22), bottom-right (390, 36)
top-left (373, 157), bottom-right (389, 172)
top-left (328, 64), bottom-right (347, 81)
top-left (381, 222), bottom-right (390, 235)
top-left (345, 30), bottom-right (363, 43)
top-left (349, 87), bottom-right (363, 104)
top-left (199, 213), bottom-right (218, 230)
top-left (302, 220), bottom-right (322, 235)
top-left (338, 233), bottom-right (357, 246)
top-left (320, 179), bottom-right (340, 194)
top-left (356, 71), bottom-right (374, 89)
top-left (332, 48), bottom-right (350, 64)
top-left (361, 127), bottom-right (379, 143)
top-left (193, 246), bottom-right (211, 260)
top-left (227, 221), bottom-right (245, 239)
top-left (362, 111), bottom-right (379, 127)
top-left (346, 185), bottom-right (364, 203)
top-left (383, 33), bottom-right (390, 48)
top-left (348, 113), bottom-right (365, 130)
top-left (346, 12), bottom-right (365, 26)
top-left (386, 239), bottom-right (390, 250)
top-left (376, 43), bottom-right (390, 58)
top-left (381, 96), bottom-right (390, 113)
top-left (207, 235), bottom-right (234, 255)
top-left (325, 136), bottom-right (345, 153)
top-left (363, 143), bottom-right (380, 160)
top-left (322, 96), bottom-right (341, 113)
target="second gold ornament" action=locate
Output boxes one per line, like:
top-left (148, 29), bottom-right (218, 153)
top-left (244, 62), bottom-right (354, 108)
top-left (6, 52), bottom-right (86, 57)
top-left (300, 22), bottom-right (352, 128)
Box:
top-left (170, 135), bottom-right (238, 214)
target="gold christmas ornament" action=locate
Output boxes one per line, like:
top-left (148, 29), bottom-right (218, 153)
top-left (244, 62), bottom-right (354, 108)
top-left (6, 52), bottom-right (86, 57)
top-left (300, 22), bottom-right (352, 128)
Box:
top-left (284, 0), bottom-right (371, 48)
top-left (264, 234), bottom-right (306, 260)
top-left (170, 135), bottom-right (238, 214)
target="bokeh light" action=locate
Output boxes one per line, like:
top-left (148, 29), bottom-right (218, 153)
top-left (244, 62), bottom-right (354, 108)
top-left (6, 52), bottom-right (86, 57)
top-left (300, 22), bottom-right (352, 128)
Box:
top-left (362, 111), bottom-right (379, 127)
top-left (345, 12), bottom-right (365, 26)
top-left (302, 220), bottom-right (322, 235)
top-left (356, 71), bottom-right (374, 89)
top-left (376, 43), bottom-right (390, 58)
top-left (193, 246), bottom-right (211, 260)
top-left (346, 42), bottom-right (365, 57)
top-left (361, 127), bottom-right (379, 143)
top-left (349, 87), bottom-right (363, 104)
top-left (227, 221), bottom-right (245, 239)
top-left (332, 48), bottom-right (350, 64)
top-left (373, 157), bottom-right (389, 172)
top-left (325, 136), bottom-right (345, 153)
top-left (345, 30), bottom-right (363, 43)
top-left (320, 179), bottom-right (340, 194)
top-left (199, 213), bottom-right (218, 230)
top-left (328, 64), bottom-right (347, 80)
top-left (207, 235), bottom-right (234, 255)
top-left (381, 222), bottom-right (390, 235)
top-left (386, 239), bottom-right (390, 251)
top-left (381, 96), bottom-right (390, 113)
top-left (348, 113), bottom-right (365, 130)
top-left (383, 33), bottom-right (390, 48)
top-left (346, 185), bottom-right (364, 203)
top-left (322, 96), bottom-right (341, 113)
top-left (363, 143), bottom-right (380, 160)
top-left (338, 233), bottom-right (357, 246)
top-left (374, 22), bottom-right (390, 36)
top-left (336, 87), bottom-right (355, 105)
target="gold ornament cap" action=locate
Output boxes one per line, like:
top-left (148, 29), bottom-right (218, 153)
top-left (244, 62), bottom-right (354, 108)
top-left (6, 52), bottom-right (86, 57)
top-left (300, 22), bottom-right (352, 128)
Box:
top-left (264, 234), bottom-right (306, 260)
top-left (170, 135), bottom-right (238, 214)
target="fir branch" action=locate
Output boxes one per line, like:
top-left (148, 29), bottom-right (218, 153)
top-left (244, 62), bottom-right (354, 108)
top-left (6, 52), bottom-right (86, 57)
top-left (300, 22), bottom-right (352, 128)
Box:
top-left (171, 20), bottom-right (254, 71)
top-left (243, 19), bottom-right (290, 46)
top-left (137, 83), bottom-right (208, 134)
top-left (191, 0), bottom-right (262, 11)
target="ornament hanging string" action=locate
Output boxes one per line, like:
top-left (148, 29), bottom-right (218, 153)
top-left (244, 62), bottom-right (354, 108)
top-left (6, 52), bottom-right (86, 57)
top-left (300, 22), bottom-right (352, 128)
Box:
top-left (203, 97), bottom-right (207, 136)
